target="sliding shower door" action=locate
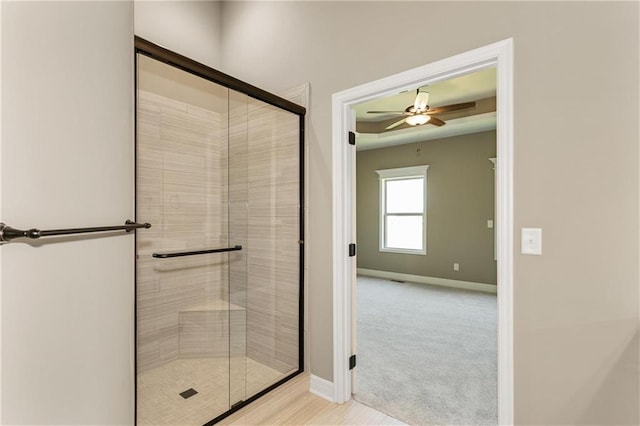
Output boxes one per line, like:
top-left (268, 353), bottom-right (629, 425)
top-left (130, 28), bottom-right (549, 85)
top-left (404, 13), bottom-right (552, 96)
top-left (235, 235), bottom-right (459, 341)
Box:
top-left (135, 40), bottom-right (303, 426)
top-left (227, 89), bottom-right (302, 407)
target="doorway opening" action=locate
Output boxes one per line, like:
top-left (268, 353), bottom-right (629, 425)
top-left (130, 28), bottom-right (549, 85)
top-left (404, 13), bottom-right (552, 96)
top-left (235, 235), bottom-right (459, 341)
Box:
top-left (350, 67), bottom-right (498, 424)
top-left (330, 39), bottom-right (513, 424)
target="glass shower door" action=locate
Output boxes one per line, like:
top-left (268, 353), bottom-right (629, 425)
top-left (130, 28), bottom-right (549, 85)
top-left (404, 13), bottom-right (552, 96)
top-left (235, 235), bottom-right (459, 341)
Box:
top-left (136, 53), bottom-right (235, 425)
top-left (227, 90), bottom-right (301, 408)
top-left (135, 41), bottom-right (303, 425)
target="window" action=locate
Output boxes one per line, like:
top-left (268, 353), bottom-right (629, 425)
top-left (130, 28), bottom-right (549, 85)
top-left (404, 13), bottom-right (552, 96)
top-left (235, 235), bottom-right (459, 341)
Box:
top-left (376, 165), bottom-right (429, 255)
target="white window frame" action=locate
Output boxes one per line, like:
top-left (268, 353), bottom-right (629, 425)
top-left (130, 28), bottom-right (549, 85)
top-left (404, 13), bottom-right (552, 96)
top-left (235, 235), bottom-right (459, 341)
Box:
top-left (376, 165), bottom-right (429, 255)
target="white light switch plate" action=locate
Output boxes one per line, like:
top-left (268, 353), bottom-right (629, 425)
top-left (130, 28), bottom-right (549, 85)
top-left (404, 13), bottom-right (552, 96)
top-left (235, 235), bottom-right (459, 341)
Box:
top-left (521, 228), bottom-right (542, 255)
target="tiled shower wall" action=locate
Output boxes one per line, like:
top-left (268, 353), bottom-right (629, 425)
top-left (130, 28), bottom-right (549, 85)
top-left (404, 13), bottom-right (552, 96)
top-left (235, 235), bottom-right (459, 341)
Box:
top-left (136, 72), bottom-right (300, 378)
top-left (136, 88), bottom-right (229, 373)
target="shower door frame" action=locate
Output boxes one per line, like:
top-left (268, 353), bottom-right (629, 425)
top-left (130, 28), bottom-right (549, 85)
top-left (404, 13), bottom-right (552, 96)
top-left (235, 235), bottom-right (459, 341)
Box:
top-left (133, 36), bottom-right (306, 425)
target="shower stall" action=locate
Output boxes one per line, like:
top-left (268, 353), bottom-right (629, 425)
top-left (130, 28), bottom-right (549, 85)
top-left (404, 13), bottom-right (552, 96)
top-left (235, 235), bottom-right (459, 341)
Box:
top-left (134, 38), bottom-right (304, 425)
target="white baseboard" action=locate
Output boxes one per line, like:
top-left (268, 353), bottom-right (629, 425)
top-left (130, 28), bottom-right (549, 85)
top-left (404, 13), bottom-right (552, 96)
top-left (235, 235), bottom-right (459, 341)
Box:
top-left (357, 268), bottom-right (497, 294)
top-left (309, 374), bottom-right (335, 402)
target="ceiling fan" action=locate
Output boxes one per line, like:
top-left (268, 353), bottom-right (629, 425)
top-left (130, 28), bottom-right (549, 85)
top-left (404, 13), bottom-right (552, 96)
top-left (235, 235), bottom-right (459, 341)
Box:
top-left (367, 88), bottom-right (476, 131)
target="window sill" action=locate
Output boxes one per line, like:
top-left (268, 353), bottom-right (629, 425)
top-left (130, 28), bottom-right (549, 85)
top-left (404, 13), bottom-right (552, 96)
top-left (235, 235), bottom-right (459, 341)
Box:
top-left (379, 247), bottom-right (426, 256)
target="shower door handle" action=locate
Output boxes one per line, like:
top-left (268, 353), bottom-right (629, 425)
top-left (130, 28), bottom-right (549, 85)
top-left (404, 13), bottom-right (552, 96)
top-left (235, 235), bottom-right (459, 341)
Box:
top-left (152, 245), bottom-right (242, 259)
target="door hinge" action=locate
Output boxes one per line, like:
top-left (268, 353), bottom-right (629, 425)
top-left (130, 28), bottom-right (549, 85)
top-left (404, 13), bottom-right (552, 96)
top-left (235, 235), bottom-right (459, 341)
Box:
top-left (349, 354), bottom-right (357, 370)
top-left (348, 243), bottom-right (356, 257)
top-left (348, 131), bottom-right (356, 146)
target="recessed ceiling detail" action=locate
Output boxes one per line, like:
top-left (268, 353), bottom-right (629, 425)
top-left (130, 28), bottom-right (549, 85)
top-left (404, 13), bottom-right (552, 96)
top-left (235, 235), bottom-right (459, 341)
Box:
top-left (352, 67), bottom-right (497, 151)
top-left (357, 96), bottom-right (496, 134)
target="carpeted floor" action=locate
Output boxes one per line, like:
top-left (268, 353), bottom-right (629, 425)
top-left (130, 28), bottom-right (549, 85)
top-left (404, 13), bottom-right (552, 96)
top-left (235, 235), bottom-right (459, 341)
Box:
top-left (354, 275), bottom-right (497, 425)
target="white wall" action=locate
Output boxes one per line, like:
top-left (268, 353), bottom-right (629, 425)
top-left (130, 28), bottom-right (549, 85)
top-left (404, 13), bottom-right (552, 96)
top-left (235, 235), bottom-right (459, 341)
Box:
top-left (0, 1), bottom-right (225, 422)
top-left (134, 1), bottom-right (222, 69)
top-left (1, 2), bottom-right (135, 424)
top-left (0, 1), bottom-right (4, 421)
top-left (1, 1), bottom-right (637, 424)
top-left (219, 2), bottom-right (640, 424)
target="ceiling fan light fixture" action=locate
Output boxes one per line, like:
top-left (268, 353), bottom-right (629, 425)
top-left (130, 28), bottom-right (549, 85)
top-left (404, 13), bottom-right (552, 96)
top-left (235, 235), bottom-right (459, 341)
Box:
top-left (406, 114), bottom-right (430, 126)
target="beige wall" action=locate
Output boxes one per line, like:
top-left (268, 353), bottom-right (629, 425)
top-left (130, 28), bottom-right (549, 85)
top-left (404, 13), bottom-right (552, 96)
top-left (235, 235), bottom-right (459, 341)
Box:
top-left (357, 131), bottom-right (497, 285)
top-left (220, 2), bottom-right (640, 424)
top-left (1, 2), bottom-right (135, 424)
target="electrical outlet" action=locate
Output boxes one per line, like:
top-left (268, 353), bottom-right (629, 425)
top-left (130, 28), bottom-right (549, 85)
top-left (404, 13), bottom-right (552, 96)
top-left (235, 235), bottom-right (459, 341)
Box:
top-left (453, 263), bottom-right (459, 271)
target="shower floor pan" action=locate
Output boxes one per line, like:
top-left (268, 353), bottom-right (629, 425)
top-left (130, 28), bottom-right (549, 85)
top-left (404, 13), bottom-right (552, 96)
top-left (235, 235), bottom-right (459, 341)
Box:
top-left (138, 357), bottom-right (294, 425)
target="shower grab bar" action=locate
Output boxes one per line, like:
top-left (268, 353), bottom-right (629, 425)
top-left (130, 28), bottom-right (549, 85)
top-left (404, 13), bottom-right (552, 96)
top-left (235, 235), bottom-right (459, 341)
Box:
top-left (0, 220), bottom-right (151, 243)
top-left (152, 245), bottom-right (242, 259)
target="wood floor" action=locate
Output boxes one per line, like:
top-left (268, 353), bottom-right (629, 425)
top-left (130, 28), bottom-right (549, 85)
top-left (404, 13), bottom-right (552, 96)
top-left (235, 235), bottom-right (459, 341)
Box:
top-left (218, 373), bottom-right (406, 425)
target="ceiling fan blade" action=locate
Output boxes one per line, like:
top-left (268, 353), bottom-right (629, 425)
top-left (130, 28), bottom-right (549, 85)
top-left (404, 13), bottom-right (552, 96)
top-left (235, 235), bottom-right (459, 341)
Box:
top-left (428, 116), bottom-right (446, 127)
top-left (427, 101), bottom-right (476, 115)
top-left (385, 118), bottom-right (408, 130)
top-left (367, 110), bottom-right (405, 114)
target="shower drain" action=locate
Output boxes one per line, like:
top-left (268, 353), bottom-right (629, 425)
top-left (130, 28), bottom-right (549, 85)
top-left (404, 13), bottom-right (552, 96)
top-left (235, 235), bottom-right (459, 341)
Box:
top-left (179, 388), bottom-right (198, 399)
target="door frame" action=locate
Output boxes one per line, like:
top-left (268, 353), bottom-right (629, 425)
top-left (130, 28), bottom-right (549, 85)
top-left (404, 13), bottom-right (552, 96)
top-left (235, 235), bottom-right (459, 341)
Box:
top-left (331, 38), bottom-right (514, 424)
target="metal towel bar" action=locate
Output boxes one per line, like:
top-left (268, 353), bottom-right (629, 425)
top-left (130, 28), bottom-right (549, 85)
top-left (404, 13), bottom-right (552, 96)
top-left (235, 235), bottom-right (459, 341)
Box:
top-left (152, 245), bottom-right (242, 259)
top-left (0, 220), bottom-right (151, 243)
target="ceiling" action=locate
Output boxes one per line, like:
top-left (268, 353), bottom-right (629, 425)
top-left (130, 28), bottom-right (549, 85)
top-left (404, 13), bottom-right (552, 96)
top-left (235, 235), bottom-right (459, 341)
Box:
top-left (352, 67), bottom-right (497, 151)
